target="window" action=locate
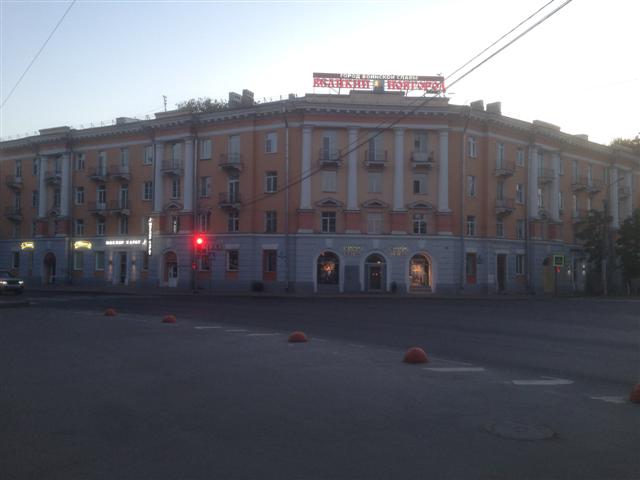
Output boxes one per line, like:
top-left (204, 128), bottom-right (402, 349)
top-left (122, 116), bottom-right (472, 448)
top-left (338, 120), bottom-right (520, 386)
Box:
top-left (170, 216), bottom-right (179, 234)
top-left (516, 254), bottom-right (525, 275)
top-left (465, 253), bottom-right (477, 284)
top-left (33, 158), bottom-right (39, 176)
top-left (197, 212), bottom-right (211, 232)
top-left (322, 171), bottom-right (337, 192)
top-left (97, 220), bottom-right (105, 235)
top-left (75, 187), bottom-right (84, 205)
top-left (14, 192), bottom-right (21, 210)
top-left (11, 251), bottom-right (20, 269)
top-left (496, 220), bottom-right (504, 238)
top-left (199, 139), bottom-right (212, 160)
top-left (15, 160), bottom-right (22, 177)
top-left (98, 151), bottom-right (107, 175)
top-left (120, 148), bottom-right (129, 168)
top-left (75, 219), bottom-right (84, 235)
top-left (265, 132), bottom-right (277, 153)
top-left (73, 251), bottom-right (84, 271)
top-left (516, 184), bottom-right (524, 204)
top-left (228, 174), bottom-right (239, 202)
top-left (368, 172), bottom-right (382, 193)
top-left (413, 214), bottom-right (427, 234)
top-left (516, 148), bottom-right (524, 167)
top-left (572, 159), bottom-right (578, 179)
top-left (265, 211), bottom-right (277, 233)
top-left (95, 251), bottom-right (105, 271)
top-left (54, 188), bottom-right (61, 208)
top-left (263, 250), bottom-right (277, 273)
top-left (516, 219), bottom-right (525, 240)
top-left (587, 165), bottom-right (593, 184)
top-left (75, 153), bottom-right (85, 171)
top-left (31, 221), bottom-right (36, 237)
top-left (467, 136), bottom-right (477, 158)
top-left (119, 185), bottom-right (128, 209)
top-left (228, 211), bottom-right (239, 232)
top-left (54, 156), bottom-right (62, 174)
top-left (321, 212), bottom-right (336, 233)
top-left (97, 185), bottom-right (106, 207)
top-left (144, 145), bottom-right (154, 165)
top-left (171, 143), bottom-right (182, 163)
top-left (413, 173), bottom-right (427, 194)
top-left (467, 175), bottom-right (476, 197)
top-left (414, 132), bottom-right (428, 153)
top-left (367, 133), bottom-right (384, 161)
top-left (321, 131), bottom-right (338, 160)
top-left (198, 253), bottom-right (210, 271)
top-left (559, 191), bottom-right (564, 212)
top-left (265, 171), bottom-right (278, 193)
top-left (496, 179), bottom-right (505, 201)
top-left (32, 190), bottom-right (39, 208)
top-left (572, 193), bottom-right (578, 214)
top-left (228, 135), bottom-right (241, 162)
top-left (367, 213), bottom-right (382, 234)
top-left (199, 176), bottom-right (211, 198)
top-left (558, 157), bottom-right (564, 175)
top-left (171, 177), bottom-right (181, 199)
top-left (537, 188), bottom-right (544, 208)
top-left (466, 215), bottom-right (476, 236)
top-left (227, 250), bottom-right (239, 271)
top-left (119, 216), bottom-right (129, 235)
top-left (143, 181), bottom-right (153, 201)
top-left (496, 143), bottom-right (505, 168)
top-left (587, 196), bottom-right (592, 212)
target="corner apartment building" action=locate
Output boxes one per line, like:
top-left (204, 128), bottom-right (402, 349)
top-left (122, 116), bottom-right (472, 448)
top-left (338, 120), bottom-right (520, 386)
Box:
top-left (1, 90), bottom-right (638, 294)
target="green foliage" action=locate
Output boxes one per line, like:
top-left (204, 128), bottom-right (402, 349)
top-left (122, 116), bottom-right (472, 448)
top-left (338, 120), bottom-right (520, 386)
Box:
top-left (574, 209), bottom-right (611, 272)
top-left (610, 135), bottom-right (640, 156)
top-left (616, 209), bottom-right (640, 282)
top-left (176, 97), bottom-right (228, 113)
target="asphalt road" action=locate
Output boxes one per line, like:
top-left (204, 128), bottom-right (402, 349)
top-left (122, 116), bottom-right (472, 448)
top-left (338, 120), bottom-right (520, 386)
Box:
top-left (1, 293), bottom-right (639, 479)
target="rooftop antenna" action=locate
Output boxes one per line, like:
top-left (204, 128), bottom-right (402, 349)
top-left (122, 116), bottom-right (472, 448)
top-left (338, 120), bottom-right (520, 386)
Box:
top-left (162, 95), bottom-right (167, 112)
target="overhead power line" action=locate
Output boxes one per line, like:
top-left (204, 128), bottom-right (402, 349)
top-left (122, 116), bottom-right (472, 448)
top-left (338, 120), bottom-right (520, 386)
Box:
top-left (0, 0), bottom-right (77, 110)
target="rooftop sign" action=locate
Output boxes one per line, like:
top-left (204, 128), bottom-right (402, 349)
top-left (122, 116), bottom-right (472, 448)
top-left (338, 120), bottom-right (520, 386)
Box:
top-left (313, 72), bottom-right (445, 93)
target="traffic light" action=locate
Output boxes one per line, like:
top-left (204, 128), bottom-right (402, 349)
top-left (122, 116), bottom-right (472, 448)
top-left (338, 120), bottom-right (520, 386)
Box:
top-left (194, 235), bottom-right (206, 253)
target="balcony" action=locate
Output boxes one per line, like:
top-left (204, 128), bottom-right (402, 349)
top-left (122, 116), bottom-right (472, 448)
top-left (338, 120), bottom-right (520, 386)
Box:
top-left (571, 209), bottom-right (589, 223)
top-left (586, 178), bottom-right (604, 194)
top-left (318, 149), bottom-right (341, 168)
top-left (108, 200), bottom-right (130, 216)
top-left (571, 176), bottom-right (588, 192)
top-left (495, 198), bottom-right (515, 217)
top-left (4, 206), bottom-right (22, 222)
top-left (494, 160), bottom-right (515, 177)
top-left (363, 150), bottom-right (388, 169)
top-left (44, 170), bottom-right (62, 185)
top-left (218, 192), bottom-right (242, 209)
top-left (88, 167), bottom-right (109, 182)
top-left (618, 185), bottom-right (631, 198)
top-left (219, 153), bottom-right (243, 172)
top-left (537, 168), bottom-right (555, 185)
top-left (162, 159), bottom-right (184, 176)
top-left (5, 175), bottom-right (23, 190)
top-left (410, 151), bottom-right (435, 169)
top-left (109, 165), bottom-right (130, 181)
top-left (87, 201), bottom-right (108, 216)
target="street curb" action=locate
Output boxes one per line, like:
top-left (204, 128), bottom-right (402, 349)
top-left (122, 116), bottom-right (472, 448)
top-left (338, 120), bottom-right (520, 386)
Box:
top-left (0, 301), bottom-right (30, 309)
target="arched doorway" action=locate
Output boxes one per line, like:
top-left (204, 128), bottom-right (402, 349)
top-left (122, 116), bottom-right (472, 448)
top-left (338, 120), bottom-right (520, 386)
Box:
top-left (409, 254), bottom-right (431, 291)
top-left (365, 253), bottom-right (386, 292)
top-left (316, 251), bottom-right (339, 293)
top-left (164, 251), bottom-right (178, 288)
top-left (43, 252), bottom-right (56, 285)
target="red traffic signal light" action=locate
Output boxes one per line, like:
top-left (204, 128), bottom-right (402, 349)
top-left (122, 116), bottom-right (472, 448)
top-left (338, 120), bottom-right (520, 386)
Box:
top-left (195, 236), bottom-right (204, 246)
top-left (194, 235), bottom-right (206, 252)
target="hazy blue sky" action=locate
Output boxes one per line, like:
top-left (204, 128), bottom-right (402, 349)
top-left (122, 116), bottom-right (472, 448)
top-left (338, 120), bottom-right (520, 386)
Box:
top-left (1, 0), bottom-right (638, 145)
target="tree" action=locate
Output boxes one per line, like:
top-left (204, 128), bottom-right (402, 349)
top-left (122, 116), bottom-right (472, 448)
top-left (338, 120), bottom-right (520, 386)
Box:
top-left (610, 135), bottom-right (640, 156)
top-left (616, 209), bottom-right (640, 284)
top-left (574, 209), bottom-right (612, 273)
top-left (176, 97), bottom-right (228, 113)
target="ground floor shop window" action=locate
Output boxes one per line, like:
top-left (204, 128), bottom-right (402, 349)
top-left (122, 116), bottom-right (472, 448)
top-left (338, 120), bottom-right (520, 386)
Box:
top-left (410, 254), bottom-right (430, 288)
top-left (466, 253), bottom-right (477, 284)
top-left (227, 250), bottom-right (239, 271)
top-left (317, 251), bottom-right (339, 284)
top-left (73, 252), bottom-right (84, 271)
top-left (95, 251), bottom-right (105, 271)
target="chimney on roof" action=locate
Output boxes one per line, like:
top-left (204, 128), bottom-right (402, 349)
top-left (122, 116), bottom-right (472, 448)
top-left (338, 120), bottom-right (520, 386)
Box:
top-left (229, 92), bottom-right (242, 107)
top-left (486, 102), bottom-right (501, 115)
top-left (241, 89), bottom-right (254, 106)
top-left (288, 93), bottom-right (296, 100)
top-left (470, 100), bottom-right (484, 111)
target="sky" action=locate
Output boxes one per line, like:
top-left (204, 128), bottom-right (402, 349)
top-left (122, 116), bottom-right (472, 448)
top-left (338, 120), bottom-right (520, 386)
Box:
top-left (1, 0), bottom-right (639, 146)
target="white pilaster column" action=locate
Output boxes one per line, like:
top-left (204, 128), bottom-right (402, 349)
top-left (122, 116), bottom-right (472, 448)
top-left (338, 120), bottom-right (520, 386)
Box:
top-left (609, 167), bottom-right (619, 228)
top-left (38, 156), bottom-right (47, 218)
top-left (300, 126), bottom-right (313, 210)
top-left (60, 153), bottom-right (71, 217)
top-left (393, 128), bottom-right (405, 211)
top-left (183, 138), bottom-right (194, 212)
top-left (347, 127), bottom-right (359, 210)
top-left (550, 152), bottom-right (560, 220)
top-left (153, 143), bottom-right (164, 212)
top-left (528, 146), bottom-right (539, 218)
top-left (625, 172), bottom-right (633, 219)
top-left (437, 130), bottom-right (450, 212)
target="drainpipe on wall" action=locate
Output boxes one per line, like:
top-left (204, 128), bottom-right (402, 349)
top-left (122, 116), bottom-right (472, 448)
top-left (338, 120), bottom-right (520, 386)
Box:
top-left (525, 129), bottom-right (534, 293)
top-left (283, 104), bottom-right (291, 292)
top-left (192, 118), bottom-right (199, 294)
top-left (459, 106), bottom-right (472, 290)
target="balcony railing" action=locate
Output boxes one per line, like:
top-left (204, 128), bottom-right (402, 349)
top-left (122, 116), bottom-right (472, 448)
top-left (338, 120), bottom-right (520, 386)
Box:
top-left (363, 149), bottom-right (388, 168)
top-left (495, 160), bottom-right (515, 177)
top-left (88, 167), bottom-right (109, 182)
top-left (87, 201), bottom-right (108, 215)
top-left (218, 191), bottom-right (242, 208)
top-left (109, 165), bottom-right (130, 181)
top-left (44, 170), bottom-right (62, 184)
top-left (162, 159), bottom-right (184, 176)
top-left (4, 206), bottom-right (23, 222)
top-left (108, 199), bottom-right (130, 215)
top-left (219, 153), bottom-right (243, 171)
top-left (537, 168), bottom-right (555, 184)
top-left (586, 178), bottom-right (604, 194)
top-left (318, 148), bottom-right (341, 167)
top-left (571, 175), bottom-right (588, 192)
top-left (618, 185), bottom-right (631, 198)
top-left (5, 175), bottom-right (23, 190)
top-left (495, 198), bottom-right (515, 216)
top-left (410, 151), bottom-right (435, 168)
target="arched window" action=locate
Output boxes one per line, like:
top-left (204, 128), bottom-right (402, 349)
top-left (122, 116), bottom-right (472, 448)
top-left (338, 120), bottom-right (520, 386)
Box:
top-left (317, 251), bottom-right (339, 285)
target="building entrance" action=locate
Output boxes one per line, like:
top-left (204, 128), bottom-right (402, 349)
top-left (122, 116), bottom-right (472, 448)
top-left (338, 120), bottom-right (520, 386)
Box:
top-left (365, 254), bottom-right (386, 292)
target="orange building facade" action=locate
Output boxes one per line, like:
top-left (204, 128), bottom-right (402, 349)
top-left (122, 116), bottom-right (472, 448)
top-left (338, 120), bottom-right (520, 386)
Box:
top-left (1, 90), bottom-right (638, 293)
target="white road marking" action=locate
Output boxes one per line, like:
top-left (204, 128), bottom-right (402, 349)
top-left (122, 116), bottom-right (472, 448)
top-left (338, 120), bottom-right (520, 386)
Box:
top-left (424, 367), bottom-right (486, 373)
top-left (590, 395), bottom-right (626, 404)
top-left (429, 356), bottom-right (476, 367)
top-left (511, 378), bottom-right (574, 386)
top-left (314, 338), bottom-right (328, 342)
top-left (246, 333), bottom-right (281, 337)
top-left (225, 329), bottom-right (248, 333)
top-left (194, 326), bottom-right (222, 330)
